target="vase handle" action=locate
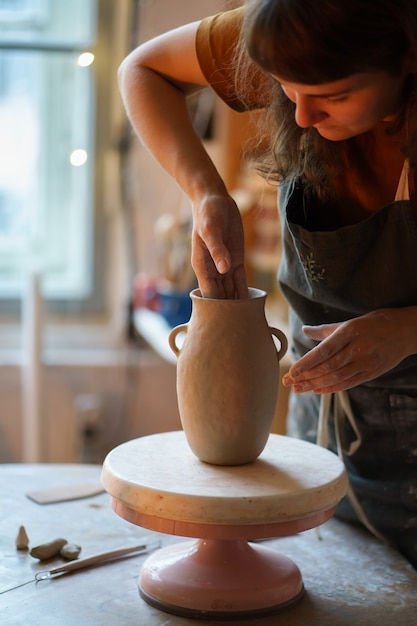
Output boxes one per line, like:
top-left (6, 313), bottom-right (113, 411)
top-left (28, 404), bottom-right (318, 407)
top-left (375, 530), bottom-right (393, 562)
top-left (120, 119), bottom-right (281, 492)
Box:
top-left (168, 324), bottom-right (189, 357)
top-left (269, 327), bottom-right (288, 361)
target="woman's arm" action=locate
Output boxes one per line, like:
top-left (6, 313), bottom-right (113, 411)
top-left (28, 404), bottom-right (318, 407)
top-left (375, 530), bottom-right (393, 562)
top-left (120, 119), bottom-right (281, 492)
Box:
top-left (282, 307), bottom-right (417, 393)
top-left (118, 22), bottom-right (247, 298)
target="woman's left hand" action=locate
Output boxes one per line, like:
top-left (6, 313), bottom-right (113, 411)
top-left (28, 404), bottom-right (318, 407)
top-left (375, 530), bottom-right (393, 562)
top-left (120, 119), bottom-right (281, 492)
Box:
top-left (282, 308), bottom-right (417, 393)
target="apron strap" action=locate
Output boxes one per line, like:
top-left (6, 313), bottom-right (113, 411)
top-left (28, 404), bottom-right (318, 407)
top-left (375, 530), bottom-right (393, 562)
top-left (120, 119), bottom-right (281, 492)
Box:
top-left (317, 391), bottom-right (389, 544)
top-left (394, 159), bottom-right (410, 202)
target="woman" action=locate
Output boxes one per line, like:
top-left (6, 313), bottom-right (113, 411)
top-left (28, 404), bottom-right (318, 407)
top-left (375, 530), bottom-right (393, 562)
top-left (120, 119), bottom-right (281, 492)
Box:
top-left (118, 0), bottom-right (417, 567)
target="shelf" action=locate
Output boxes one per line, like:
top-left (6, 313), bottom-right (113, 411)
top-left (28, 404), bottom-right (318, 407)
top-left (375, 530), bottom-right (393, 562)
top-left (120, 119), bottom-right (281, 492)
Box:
top-left (133, 308), bottom-right (178, 365)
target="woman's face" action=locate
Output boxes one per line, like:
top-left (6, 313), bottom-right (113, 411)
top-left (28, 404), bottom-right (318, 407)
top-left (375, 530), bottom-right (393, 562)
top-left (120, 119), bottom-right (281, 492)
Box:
top-left (273, 70), bottom-right (408, 140)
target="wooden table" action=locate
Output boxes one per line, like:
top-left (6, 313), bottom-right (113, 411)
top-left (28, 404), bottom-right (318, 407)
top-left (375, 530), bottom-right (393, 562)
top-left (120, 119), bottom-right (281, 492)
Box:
top-left (1, 463), bottom-right (417, 625)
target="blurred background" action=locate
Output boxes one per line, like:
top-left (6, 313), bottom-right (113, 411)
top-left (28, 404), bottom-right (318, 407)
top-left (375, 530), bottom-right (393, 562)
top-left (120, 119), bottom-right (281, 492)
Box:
top-left (0, 0), bottom-right (288, 465)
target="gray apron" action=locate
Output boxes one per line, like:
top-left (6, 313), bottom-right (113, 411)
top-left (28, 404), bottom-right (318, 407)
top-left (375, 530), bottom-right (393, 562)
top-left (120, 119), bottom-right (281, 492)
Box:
top-left (278, 162), bottom-right (417, 566)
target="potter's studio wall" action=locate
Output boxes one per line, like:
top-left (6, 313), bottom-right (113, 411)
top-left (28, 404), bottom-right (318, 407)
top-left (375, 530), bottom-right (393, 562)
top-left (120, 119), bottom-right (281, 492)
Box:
top-left (0, 1), bottom-right (234, 464)
top-left (0, 353), bottom-right (181, 464)
top-left (0, 0), bottom-right (289, 464)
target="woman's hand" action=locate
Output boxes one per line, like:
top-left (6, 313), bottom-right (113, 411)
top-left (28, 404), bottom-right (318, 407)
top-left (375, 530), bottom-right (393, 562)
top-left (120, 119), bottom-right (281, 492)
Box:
top-left (118, 23), bottom-right (249, 300)
top-left (282, 308), bottom-right (417, 394)
top-left (191, 193), bottom-right (248, 299)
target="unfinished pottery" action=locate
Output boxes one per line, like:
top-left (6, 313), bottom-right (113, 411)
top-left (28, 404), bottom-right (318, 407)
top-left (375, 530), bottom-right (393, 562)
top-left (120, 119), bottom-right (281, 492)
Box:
top-left (169, 288), bottom-right (287, 465)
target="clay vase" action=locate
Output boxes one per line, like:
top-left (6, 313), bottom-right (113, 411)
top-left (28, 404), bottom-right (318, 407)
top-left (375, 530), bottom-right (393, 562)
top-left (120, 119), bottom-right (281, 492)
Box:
top-left (168, 288), bottom-right (288, 465)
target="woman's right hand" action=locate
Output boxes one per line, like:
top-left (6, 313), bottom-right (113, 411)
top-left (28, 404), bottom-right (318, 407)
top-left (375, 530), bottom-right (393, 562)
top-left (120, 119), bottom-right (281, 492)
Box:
top-left (191, 193), bottom-right (248, 299)
top-left (118, 20), bottom-right (248, 299)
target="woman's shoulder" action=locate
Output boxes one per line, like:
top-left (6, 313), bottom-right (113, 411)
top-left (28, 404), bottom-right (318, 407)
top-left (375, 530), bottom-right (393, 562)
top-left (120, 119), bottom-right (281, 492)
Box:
top-left (196, 7), bottom-right (272, 112)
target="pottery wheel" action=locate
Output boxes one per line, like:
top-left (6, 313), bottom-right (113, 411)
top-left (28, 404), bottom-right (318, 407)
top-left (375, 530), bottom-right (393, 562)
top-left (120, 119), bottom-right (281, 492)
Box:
top-left (101, 431), bottom-right (348, 619)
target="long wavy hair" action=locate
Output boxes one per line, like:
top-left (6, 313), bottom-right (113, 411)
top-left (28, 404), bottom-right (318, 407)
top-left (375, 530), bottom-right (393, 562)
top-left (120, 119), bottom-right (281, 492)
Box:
top-left (238, 0), bottom-right (417, 199)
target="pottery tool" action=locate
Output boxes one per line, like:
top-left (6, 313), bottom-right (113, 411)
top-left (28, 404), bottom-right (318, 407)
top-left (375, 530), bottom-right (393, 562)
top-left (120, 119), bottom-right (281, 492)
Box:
top-left (26, 483), bottom-right (105, 504)
top-left (0, 540), bottom-right (161, 595)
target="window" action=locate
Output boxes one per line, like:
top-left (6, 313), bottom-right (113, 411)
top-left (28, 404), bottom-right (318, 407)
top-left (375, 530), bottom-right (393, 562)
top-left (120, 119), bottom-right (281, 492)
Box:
top-left (0, 0), bottom-right (129, 315)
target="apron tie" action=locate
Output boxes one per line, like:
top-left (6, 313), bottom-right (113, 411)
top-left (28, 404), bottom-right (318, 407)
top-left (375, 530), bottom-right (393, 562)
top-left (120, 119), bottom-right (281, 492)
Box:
top-left (394, 159), bottom-right (410, 202)
top-left (317, 391), bottom-right (389, 544)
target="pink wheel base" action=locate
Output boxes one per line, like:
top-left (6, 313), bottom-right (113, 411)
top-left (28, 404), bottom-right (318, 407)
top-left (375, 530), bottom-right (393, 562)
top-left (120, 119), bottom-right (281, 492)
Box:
top-left (102, 433), bottom-right (348, 619)
top-left (138, 538), bottom-right (304, 619)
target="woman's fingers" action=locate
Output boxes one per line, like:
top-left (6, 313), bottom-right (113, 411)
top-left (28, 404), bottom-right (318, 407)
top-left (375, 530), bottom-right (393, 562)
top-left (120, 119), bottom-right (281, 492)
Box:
top-left (283, 310), bottom-right (413, 393)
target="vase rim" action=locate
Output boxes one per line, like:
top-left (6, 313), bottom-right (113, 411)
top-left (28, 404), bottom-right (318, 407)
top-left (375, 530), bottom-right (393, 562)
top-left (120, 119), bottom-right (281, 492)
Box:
top-left (190, 287), bottom-right (267, 301)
